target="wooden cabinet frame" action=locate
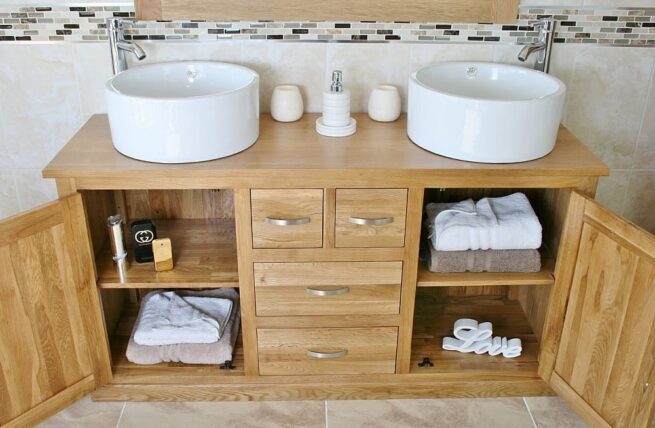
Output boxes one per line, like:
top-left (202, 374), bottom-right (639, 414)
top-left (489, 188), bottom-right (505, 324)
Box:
top-left (135, 0), bottom-right (520, 23)
top-left (4, 114), bottom-right (654, 428)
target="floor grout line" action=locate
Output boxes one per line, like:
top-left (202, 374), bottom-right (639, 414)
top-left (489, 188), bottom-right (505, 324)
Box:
top-left (114, 402), bottom-right (127, 428)
top-left (325, 400), bottom-right (329, 428)
top-left (523, 397), bottom-right (538, 428)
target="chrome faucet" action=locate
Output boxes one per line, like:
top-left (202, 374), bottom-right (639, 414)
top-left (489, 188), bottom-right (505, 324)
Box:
top-left (517, 18), bottom-right (555, 73)
top-left (107, 18), bottom-right (146, 75)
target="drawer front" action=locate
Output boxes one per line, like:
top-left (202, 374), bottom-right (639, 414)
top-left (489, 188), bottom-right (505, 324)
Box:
top-left (251, 189), bottom-right (323, 249)
top-left (255, 284), bottom-right (401, 316)
top-left (258, 327), bottom-right (398, 375)
top-left (335, 189), bottom-right (407, 248)
top-left (254, 261), bottom-right (402, 316)
top-left (254, 261), bottom-right (403, 286)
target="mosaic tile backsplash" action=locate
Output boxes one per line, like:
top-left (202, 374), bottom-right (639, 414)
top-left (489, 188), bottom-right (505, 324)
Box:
top-left (0, 4), bottom-right (654, 46)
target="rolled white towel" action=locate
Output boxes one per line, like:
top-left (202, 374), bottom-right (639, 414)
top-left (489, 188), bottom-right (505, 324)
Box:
top-left (426, 192), bottom-right (542, 251)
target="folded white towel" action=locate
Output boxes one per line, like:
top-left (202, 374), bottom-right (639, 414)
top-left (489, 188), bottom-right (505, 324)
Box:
top-left (426, 192), bottom-right (542, 251)
top-left (127, 288), bottom-right (241, 365)
top-left (133, 290), bottom-right (233, 346)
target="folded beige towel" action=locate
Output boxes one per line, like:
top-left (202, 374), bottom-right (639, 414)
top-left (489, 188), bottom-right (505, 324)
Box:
top-left (427, 245), bottom-right (541, 273)
top-left (126, 288), bottom-right (240, 365)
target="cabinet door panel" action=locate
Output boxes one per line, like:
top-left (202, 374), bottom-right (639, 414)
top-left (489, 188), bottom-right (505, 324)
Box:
top-left (540, 191), bottom-right (655, 428)
top-left (0, 194), bottom-right (110, 427)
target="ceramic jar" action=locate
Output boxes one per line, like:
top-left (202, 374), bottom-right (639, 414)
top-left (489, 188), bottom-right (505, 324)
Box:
top-left (271, 85), bottom-right (304, 122)
top-left (368, 85), bottom-right (401, 122)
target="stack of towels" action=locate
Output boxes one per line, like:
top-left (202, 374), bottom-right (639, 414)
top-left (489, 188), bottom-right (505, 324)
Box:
top-left (126, 288), bottom-right (240, 365)
top-left (425, 192), bottom-right (542, 273)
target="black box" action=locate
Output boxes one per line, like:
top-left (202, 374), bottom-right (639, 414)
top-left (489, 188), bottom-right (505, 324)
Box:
top-left (131, 220), bottom-right (157, 263)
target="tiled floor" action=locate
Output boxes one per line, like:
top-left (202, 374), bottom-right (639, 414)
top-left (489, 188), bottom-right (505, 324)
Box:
top-left (38, 395), bottom-right (587, 428)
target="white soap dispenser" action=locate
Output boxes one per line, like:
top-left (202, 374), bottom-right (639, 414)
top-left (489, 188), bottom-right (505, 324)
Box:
top-left (316, 70), bottom-right (357, 137)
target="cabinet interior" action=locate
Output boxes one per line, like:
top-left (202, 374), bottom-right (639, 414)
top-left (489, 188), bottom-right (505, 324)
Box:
top-left (82, 189), bottom-right (244, 380)
top-left (81, 187), bottom-right (568, 384)
top-left (411, 188), bottom-right (569, 377)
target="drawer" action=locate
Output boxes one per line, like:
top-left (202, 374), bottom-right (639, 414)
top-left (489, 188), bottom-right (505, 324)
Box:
top-left (255, 261), bottom-right (402, 316)
top-left (257, 327), bottom-right (398, 375)
top-left (335, 189), bottom-right (407, 248)
top-left (251, 189), bottom-right (323, 249)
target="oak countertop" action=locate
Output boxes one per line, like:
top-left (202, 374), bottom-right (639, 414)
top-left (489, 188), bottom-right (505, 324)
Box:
top-left (43, 113), bottom-right (609, 190)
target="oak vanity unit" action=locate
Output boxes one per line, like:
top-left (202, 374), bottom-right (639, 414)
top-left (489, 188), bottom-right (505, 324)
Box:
top-left (2, 113), bottom-right (655, 428)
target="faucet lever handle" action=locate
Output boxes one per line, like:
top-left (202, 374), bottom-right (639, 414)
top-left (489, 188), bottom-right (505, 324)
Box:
top-left (528, 18), bottom-right (554, 31)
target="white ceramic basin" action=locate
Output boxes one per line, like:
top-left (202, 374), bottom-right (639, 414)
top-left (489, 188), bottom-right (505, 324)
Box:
top-left (106, 61), bottom-right (259, 163)
top-left (407, 62), bottom-right (566, 163)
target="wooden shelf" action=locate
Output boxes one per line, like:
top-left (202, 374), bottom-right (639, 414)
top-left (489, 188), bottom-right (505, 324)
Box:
top-left (109, 303), bottom-right (245, 381)
top-left (417, 257), bottom-right (555, 287)
top-left (410, 290), bottom-right (540, 375)
top-left (96, 219), bottom-right (239, 289)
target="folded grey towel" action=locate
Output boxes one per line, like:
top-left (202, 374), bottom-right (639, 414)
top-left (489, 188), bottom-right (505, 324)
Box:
top-left (126, 288), bottom-right (240, 365)
top-left (427, 244), bottom-right (541, 273)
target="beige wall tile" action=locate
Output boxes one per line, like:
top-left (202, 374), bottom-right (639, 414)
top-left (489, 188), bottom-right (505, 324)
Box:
top-left (73, 43), bottom-right (114, 117)
top-left (624, 170), bottom-right (655, 234)
top-left (13, 169), bottom-right (58, 212)
top-left (564, 47), bottom-right (655, 169)
top-left (240, 42), bottom-right (327, 113)
top-left (596, 169), bottom-right (631, 215)
top-left (134, 40), bottom-right (244, 65)
top-left (119, 401), bottom-right (326, 428)
top-left (327, 398), bottom-right (534, 428)
top-left (37, 396), bottom-right (124, 428)
top-left (524, 397), bottom-right (587, 428)
top-left (0, 115), bottom-right (11, 170)
top-left (0, 170), bottom-right (20, 220)
top-left (325, 43), bottom-right (410, 113)
top-left (634, 65), bottom-right (655, 170)
top-left (0, 44), bottom-right (84, 170)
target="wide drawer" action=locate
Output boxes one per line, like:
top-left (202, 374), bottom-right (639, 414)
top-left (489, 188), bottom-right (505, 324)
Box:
top-left (251, 189), bottom-right (323, 249)
top-left (255, 284), bottom-right (401, 316)
top-left (254, 261), bottom-right (402, 316)
top-left (257, 327), bottom-right (398, 375)
top-left (335, 189), bottom-right (407, 248)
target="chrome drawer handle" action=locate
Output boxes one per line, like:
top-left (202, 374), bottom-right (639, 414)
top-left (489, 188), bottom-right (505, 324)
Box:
top-left (307, 349), bottom-right (348, 359)
top-left (349, 216), bottom-right (393, 226)
top-left (306, 287), bottom-right (350, 297)
top-left (264, 217), bottom-right (310, 226)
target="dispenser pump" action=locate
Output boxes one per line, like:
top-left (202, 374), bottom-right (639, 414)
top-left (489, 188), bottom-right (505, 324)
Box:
top-left (330, 70), bottom-right (343, 93)
top-left (316, 69), bottom-right (356, 137)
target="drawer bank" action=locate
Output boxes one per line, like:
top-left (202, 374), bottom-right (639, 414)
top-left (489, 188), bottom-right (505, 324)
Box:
top-left (3, 114), bottom-right (655, 428)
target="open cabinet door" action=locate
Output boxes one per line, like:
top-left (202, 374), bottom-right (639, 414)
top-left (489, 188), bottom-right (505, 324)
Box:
top-left (539, 191), bottom-right (655, 428)
top-left (0, 194), bottom-right (111, 427)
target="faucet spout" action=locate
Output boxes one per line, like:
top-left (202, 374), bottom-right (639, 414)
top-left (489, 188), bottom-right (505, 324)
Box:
top-left (117, 40), bottom-right (147, 61)
top-left (517, 42), bottom-right (546, 62)
top-left (107, 18), bottom-right (146, 75)
top-left (516, 18), bottom-right (555, 73)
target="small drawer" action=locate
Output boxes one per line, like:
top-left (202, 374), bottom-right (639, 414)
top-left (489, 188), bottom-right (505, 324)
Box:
top-left (254, 262), bottom-right (402, 316)
top-left (258, 327), bottom-right (398, 375)
top-left (335, 189), bottom-right (407, 248)
top-left (251, 189), bottom-right (323, 249)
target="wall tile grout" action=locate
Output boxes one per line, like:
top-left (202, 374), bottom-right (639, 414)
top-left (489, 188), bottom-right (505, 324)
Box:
top-left (631, 49), bottom-right (655, 170)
